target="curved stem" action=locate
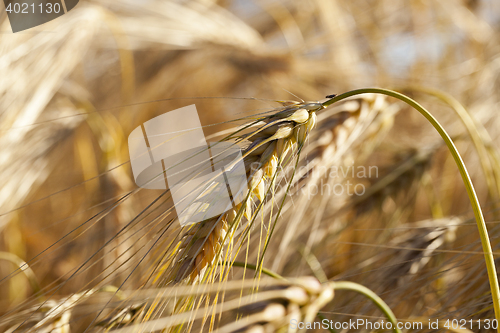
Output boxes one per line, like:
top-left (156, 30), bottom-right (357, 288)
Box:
top-left (332, 281), bottom-right (401, 333)
top-left (402, 85), bottom-right (500, 209)
top-left (0, 251), bottom-right (42, 300)
top-left (323, 88), bottom-right (500, 332)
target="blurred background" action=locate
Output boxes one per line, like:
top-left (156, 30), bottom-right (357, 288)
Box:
top-left (1, 0), bottom-right (500, 331)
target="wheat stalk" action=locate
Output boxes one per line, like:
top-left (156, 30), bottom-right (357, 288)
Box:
top-left (89, 277), bottom-right (333, 333)
top-left (213, 277), bottom-right (333, 333)
top-left (3, 289), bottom-right (97, 333)
top-left (164, 101), bottom-right (322, 284)
top-left (258, 95), bottom-right (400, 272)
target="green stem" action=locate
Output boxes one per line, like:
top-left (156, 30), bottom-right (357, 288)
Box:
top-left (332, 281), bottom-right (401, 333)
top-left (402, 85), bottom-right (500, 209)
top-left (323, 88), bottom-right (500, 333)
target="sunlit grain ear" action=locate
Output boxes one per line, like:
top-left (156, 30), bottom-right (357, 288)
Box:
top-left (2, 0), bottom-right (500, 332)
top-left (164, 100), bottom-right (323, 285)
